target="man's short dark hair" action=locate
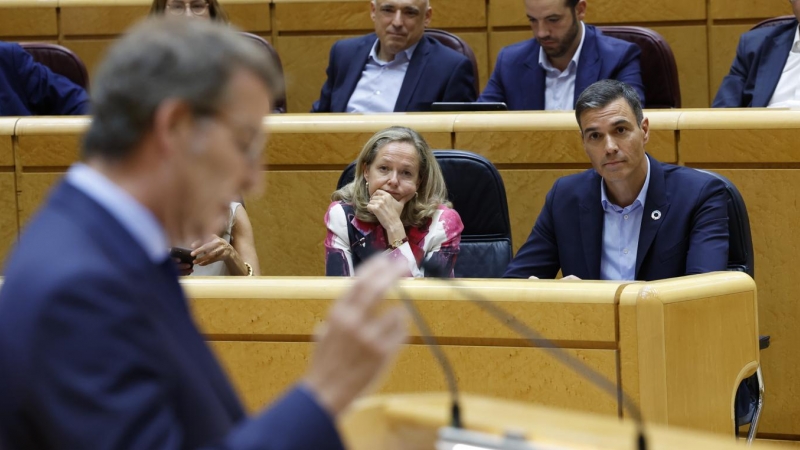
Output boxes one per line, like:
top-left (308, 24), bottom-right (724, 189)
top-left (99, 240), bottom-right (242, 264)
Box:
top-left (565, 0), bottom-right (579, 8)
top-left (82, 18), bottom-right (284, 161)
top-left (574, 80), bottom-right (644, 131)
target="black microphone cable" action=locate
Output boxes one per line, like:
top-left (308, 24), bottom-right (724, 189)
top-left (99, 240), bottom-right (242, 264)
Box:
top-left (420, 260), bottom-right (647, 450)
top-left (395, 283), bottom-right (463, 429)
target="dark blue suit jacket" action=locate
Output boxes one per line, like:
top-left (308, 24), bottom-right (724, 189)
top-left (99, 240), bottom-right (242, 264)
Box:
top-left (312, 33), bottom-right (476, 112)
top-left (479, 25), bottom-right (645, 110)
top-left (713, 21), bottom-right (798, 107)
top-left (503, 155), bottom-right (729, 280)
top-left (0, 181), bottom-right (344, 450)
top-left (0, 42), bottom-right (89, 116)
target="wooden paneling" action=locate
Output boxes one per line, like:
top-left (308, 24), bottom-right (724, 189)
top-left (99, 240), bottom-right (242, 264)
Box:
top-left (275, 34), bottom-right (353, 113)
top-left (708, 0), bottom-right (793, 20)
top-left (274, 1), bottom-right (372, 32)
top-left (490, 0), bottom-right (704, 27)
top-left (246, 170), bottom-right (340, 276)
top-left (0, 3), bottom-right (57, 37)
top-left (458, 32), bottom-right (490, 92)
top-left (708, 24), bottom-right (758, 105)
top-left (708, 169), bottom-right (800, 435)
top-left (0, 174), bottom-right (18, 263)
top-left (500, 169), bottom-right (582, 254)
top-left (213, 341), bottom-right (618, 414)
top-left (0, 118), bottom-right (15, 167)
top-left (225, 2), bottom-right (272, 32)
top-left (16, 173), bottom-right (61, 228)
top-left (650, 25), bottom-right (709, 109)
top-left (430, 0), bottom-right (486, 29)
top-left (60, 3), bottom-right (149, 37)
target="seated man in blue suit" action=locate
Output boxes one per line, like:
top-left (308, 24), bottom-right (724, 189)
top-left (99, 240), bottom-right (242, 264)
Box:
top-left (479, 0), bottom-right (645, 111)
top-left (312, 0), bottom-right (476, 113)
top-left (0, 41), bottom-right (89, 115)
top-left (713, 1), bottom-right (800, 107)
top-left (504, 80), bottom-right (728, 280)
top-left (0, 19), bottom-right (409, 450)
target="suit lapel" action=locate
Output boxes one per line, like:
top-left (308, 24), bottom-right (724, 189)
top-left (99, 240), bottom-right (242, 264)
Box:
top-left (636, 155), bottom-right (670, 277)
top-left (337, 35), bottom-right (374, 112)
top-left (578, 173), bottom-right (603, 280)
top-left (55, 182), bottom-right (245, 421)
top-left (395, 37), bottom-right (430, 112)
top-left (522, 41), bottom-right (546, 110)
top-left (752, 28), bottom-right (795, 107)
top-left (574, 26), bottom-right (601, 107)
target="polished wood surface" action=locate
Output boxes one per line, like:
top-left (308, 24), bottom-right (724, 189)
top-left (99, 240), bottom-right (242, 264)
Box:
top-left (185, 273), bottom-right (758, 436)
top-left (5, 110), bottom-right (800, 440)
top-left (341, 393), bottom-right (790, 450)
top-left (0, 0), bottom-right (793, 109)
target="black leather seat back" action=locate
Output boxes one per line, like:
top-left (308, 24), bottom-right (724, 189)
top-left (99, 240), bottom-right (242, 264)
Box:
top-left (696, 170), bottom-right (754, 277)
top-left (336, 150), bottom-right (512, 278)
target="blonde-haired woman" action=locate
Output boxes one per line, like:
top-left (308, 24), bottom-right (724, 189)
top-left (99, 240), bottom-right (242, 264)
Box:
top-left (325, 126), bottom-right (463, 277)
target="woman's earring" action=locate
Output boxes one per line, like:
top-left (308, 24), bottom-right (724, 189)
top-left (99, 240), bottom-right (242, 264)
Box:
top-left (414, 191), bottom-right (418, 198)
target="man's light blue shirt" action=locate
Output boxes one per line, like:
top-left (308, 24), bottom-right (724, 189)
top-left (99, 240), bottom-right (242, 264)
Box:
top-left (599, 157), bottom-right (651, 280)
top-left (66, 163), bottom-right (169, 264)
top-left (346, 39), bottom-right (419, 113)
top-left (539, 22), bottom-right (586, 111)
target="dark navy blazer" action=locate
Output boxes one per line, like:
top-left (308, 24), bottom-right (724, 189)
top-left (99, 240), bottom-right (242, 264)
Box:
top-left (713, 20), bottom-right (798, 107)
top-left (312, 33), bottom-right (477, 112)
top-left (479, 25), bottom-right (645, 110)
top-left (0, 42), bottom-right (89, 116)
top-left (503, 155), bottom-right (729, 280)
top-left (0, 181), bottom-right (344, 450)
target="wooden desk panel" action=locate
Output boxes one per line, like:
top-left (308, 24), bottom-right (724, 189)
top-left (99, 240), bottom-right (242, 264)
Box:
top-left (212, 341), bottom-right (618, 415)
top-left (275, 34), bottom-right (355, 113)
top-left (703, 169), bottom-right (800, 436)
top-left (274, 1), bottom-right (371, 32)
top-left (189, 278), bottom-right (623, 413)
top-left (489, 0), bottom-right (704, 27)
top-left (708, 0), bottom-right (793, 20)
top-left (0, 2), bottom-right (57, 37)
top-left (453, 113), bottom-right (678, 164)
top-left (0, 119), bottom-right (17, 265)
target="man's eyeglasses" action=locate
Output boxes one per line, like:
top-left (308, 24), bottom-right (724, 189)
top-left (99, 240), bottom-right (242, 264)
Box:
top-left (166, 1), bottom-right (209, 15)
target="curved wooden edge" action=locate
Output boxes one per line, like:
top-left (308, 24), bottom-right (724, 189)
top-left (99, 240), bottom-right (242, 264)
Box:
top-left (618, 272), bottom-right (755, 306)
top-left (15, 117), bottom-right (90, 135)
top-left (180, 276), bottom-right (627, 304)
top-left (264, 113), bottom-right (458, 133)
top-left (0, 0), bottom-right (56, 7)
top-left (452, 110), bottom-right (681, 131)
top-left (341, 393), bottom-right (785, 450)
top-left (678, 109), bottom-right (800, 129)
top-left (0, 118), bottom-right (18, 134)
top-left (59, 0), bottom-right (266, 6)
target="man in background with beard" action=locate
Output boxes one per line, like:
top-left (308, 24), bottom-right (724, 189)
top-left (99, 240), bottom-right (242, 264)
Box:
top-left (478, 0), bottom-right (645, 110)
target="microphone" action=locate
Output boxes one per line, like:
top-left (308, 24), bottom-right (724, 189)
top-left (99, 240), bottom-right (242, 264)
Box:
top-left (420, 259), bottom-right (648, 450)
top-left (394, 283), bottom-right (462, 429)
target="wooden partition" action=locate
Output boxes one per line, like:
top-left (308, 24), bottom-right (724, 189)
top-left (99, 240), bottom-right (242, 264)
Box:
top-left (0, 119), bottom-right (17, 265)
top-left (185, 272), bottom-right (758, 435)
top-left (8, 109), bottom-right (800, 441)
top-left (0, 0), bottom-right (793, 110)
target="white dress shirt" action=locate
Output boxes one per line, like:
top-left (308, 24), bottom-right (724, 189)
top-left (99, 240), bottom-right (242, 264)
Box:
top-left (599, 157), bottom-right (651, 281)
top-left (66, 163), bottom-right (169, 264)
top-left (346, 40), bottom-right (419, 113)
top-left (539, 22), bottom-right (586, 111)
top-left (768, 26), bottom-right (800, 108)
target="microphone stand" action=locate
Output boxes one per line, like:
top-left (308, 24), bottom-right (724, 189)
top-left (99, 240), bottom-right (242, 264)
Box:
top-left (413, 260), bottom-right (648, 450)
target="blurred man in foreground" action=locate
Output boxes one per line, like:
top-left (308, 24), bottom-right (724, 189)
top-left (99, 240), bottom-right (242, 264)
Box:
top-left (0, 19), bottom-right (408, 449)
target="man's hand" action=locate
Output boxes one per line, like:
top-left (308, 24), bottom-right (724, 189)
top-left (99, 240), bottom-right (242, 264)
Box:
top-left (366, 189), bottom-right (414, 243)
top-left (302, 256), bottom-right (409, 417)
